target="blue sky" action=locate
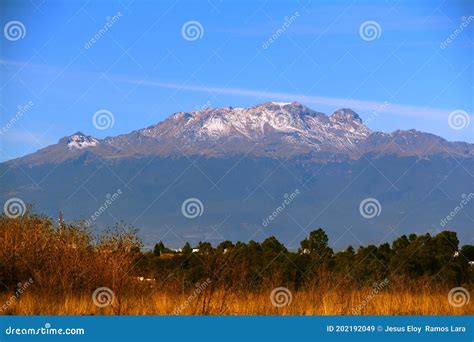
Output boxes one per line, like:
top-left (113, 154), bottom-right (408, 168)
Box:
top-left (1, 0), bottom-right (473, 161)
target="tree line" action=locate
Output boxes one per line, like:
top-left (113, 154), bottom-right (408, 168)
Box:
top-left (0, 213), bottom-right (473, 300)
top-left (142, 228), bottom-right (474, 292)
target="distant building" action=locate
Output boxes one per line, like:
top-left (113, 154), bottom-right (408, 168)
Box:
top-left (133, 276), bottom-right (156, 283)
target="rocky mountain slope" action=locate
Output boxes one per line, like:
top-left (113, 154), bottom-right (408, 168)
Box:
top-left (1, 102), bottom-right (473, 248)
top-left (9, 102), bottom-right (473, 166)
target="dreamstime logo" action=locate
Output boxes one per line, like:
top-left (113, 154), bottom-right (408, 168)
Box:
top-left (262, 189), bottom-right (300, 228)
top-left (92, 109), bottom-right (115, 130)
top-left (366, 101), bottom-right (389, 125)
top-left (3, 198), bottom-right (26, 218)
top-left (262, 11), bottom-right (300, 49)
top-left (4, 21), bottom-right (26, 41)
top-left (0, 278), bottom-right (34, 312)
top-left (352, 278), bottom-right (389, 314)
top-left (84, 11), bottom-right (123, 49)
top-left (172, 278), bottom-right (212, 314)
top-left (194, 100), bottom-right (212, 111)
top-left (0, 100), bottom-right (34, 135)
top-left (181, 21), bottom-right (204, 41)
top-left (92, 287), bottom-right (114, 307)
top-left (440, 193), bottom-right (473, 227)
top-left (448, 110), bottom-right (470, 130)
top-left (85, 190), bottom-right (122, 227)
top-left (440, 16), bottom-right (474, 49)
top-left (181, 198), bottom-right (204, 219)
top-left (4, 323), bottom-right (85, 336)
top-left (272, 112), bottom-right (293, 128)
top-left (359, 20), bottom-right (381, 41)
top-left (359, 198), bottom-right (382, 219)
top-left (270, 287), bottom-right (292, 307)
top-left (448, 287), bottom-right (470, 307)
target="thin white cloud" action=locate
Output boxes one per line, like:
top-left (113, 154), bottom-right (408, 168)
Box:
top-left (126, 78), bottom-right (469, 120)
top-left (2, 58), bottom-right (471, 121)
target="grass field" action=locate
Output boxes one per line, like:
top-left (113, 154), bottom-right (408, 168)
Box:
top-left (1, 289), bottom-right (472, 315)
top-left (1, 216), bottom-right (472, 316)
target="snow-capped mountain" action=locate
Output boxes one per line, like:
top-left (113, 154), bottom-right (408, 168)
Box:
top-left (1, 101), bottom-right (473, 248)
top-left (9, 102), bottom-right (473, 165)
top-left (129, 102), bottom-right (375, 158)
top-left (65, 132), bottom-right (99, 150)
top-left (138, 102), bottom-right (370, 150)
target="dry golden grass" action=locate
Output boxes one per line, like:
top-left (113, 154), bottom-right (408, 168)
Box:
top-left (1, 289), bottom-right (472, 315)
top-left (2, 216), bottom-right (472, 316)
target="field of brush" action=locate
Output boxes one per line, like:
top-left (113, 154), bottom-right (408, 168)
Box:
top-left (1, 289), bottom-right (472, 315)
top-left (1, 215), bottom-right (473, 316)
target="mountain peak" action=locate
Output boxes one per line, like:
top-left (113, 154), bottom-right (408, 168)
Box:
top-left (60, 132), bottom-right (99, 150)
top-left (135, 102), bottom-right (374, 157)
top-left (5, 102), bottom-right (474, 167)
top-left (330, 108), bottom-right (363, 124)
top-left (253, 101), bottom-right (303, 108)
top-left (70, 131), bottom-right (87, 137)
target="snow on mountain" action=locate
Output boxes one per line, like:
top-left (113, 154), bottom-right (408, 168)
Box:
top-left (137, 102), bottom-right (372, 154)
top-left (2, 103), bottom-right (473, 249)
top-left (269, 101), bottom-right (293, 106)
top-left (7, 102), bottom-right (473, 166)
top-left (66, 132), bottom-right (99, 150)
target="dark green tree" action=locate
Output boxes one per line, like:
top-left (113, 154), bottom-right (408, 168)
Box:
top-left (461, 245), bottom-right (474, 261)
top-left (261, 236), bottom-right (287, 254)
top-left (153, 241), bottom-right (165, 257)
top-left (182, 242), bottom-right (192, 255)
top-left (299, 228), bottom-right (333, 260)
top-left (217, 240), bottom-right (234, 253)
top-left (197, 241), bottom-right (213, 255)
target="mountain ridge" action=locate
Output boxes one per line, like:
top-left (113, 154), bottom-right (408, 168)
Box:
top-left (1, 101), bottom-right (473, 248)
top-left (5, 101), bottom-right (474, 166)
